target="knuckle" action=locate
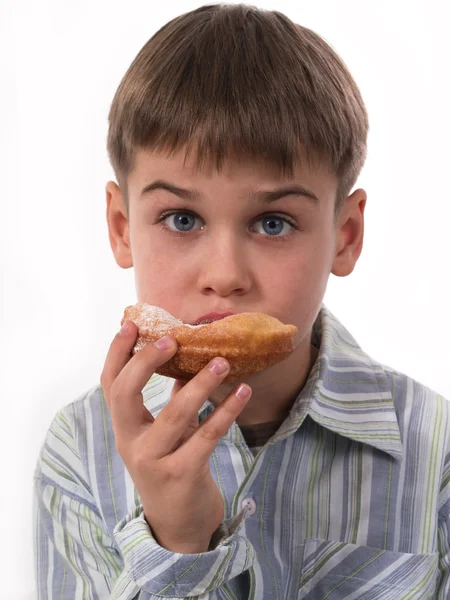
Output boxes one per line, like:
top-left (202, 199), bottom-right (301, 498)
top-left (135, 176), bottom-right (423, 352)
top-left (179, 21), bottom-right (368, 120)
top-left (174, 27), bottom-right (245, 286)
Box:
top-left (163, 406), bottom-right (184, 427)
top-left (162, 456), bottom-right (184, 479)
top-left (221, 398), bottom-right (238, 417)
top-left (109, 378), bottom-right (124, 402)
top-left (200, 422), bottom-right (219, 441)
top-left (132, 449), bottom-right (152, 474)
top-left (146, 457), bottom-right (182, 483)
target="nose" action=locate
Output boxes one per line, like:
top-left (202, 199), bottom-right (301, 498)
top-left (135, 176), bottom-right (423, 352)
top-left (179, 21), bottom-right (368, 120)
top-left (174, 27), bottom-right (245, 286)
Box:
top-left (195, 230), bottom-right (251, 296)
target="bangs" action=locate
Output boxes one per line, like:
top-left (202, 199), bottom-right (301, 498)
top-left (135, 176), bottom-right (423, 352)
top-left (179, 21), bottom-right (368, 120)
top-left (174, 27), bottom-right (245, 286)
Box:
top-left (108, 4), bottom-right (368, 209)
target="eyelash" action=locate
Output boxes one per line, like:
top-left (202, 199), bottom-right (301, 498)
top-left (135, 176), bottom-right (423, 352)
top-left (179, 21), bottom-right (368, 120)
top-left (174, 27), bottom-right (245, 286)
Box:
top-left (154, 209), bottom-right (299, 242)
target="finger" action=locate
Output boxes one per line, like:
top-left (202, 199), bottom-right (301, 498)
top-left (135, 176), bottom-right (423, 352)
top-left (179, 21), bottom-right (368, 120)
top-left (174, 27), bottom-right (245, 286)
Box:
top-left (149, 358), bottom-right (232, 457)
top-left (108, 329), bottom-right (178, 436)
top-left (172, 379), bottom-right (199, 443)
top-left (171, 379), bottom-right (199, 446)
top-left (181, 383), bottom-right (252, 463)
top-left (172, 379), bottom-right (189, 393)
top-left (101, 320), bottom-right (139, 406)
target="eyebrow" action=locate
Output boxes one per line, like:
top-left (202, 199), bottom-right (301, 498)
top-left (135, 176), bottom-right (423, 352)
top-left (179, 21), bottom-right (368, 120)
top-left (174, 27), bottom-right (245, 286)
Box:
top-left (139, 179), bottom-right (320, 205)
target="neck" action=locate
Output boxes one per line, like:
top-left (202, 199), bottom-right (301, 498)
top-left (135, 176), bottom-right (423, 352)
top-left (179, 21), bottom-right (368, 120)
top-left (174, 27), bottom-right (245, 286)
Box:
top-left (208, 332), bottom-right (319, 427)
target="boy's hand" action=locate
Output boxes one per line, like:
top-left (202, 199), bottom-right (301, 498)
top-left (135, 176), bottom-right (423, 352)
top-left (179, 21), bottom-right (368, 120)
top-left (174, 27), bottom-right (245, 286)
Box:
top-left (100, 320), bottom-right (252, 554)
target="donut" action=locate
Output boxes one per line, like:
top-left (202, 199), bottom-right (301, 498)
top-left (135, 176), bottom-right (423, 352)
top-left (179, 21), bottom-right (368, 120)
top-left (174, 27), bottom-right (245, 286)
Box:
top-left (121, 303), bottom-right (298, 383)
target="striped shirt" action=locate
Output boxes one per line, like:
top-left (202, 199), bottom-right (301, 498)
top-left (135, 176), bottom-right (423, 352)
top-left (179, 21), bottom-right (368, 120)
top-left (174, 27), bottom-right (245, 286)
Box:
top-left (33, 304), bottom-right (450, 599)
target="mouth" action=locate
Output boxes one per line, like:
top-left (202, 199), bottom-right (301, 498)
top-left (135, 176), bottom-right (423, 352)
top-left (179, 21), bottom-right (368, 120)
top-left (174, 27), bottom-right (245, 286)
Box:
top-left (193, 312), bottom-right (234, 326)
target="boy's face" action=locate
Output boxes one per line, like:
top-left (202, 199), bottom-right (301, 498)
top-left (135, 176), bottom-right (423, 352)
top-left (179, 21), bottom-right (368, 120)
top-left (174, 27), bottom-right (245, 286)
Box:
top-left (106, 147), bottom-right (365, 387)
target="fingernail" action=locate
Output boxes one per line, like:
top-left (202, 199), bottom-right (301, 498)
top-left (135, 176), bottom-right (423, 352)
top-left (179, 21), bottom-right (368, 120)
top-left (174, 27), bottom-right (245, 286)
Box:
top-left (209, 358), bottom-right (229, 375)
top-left (120, 321), bottom-right (131, 335)
top-left (155, 335), bottom-right (174, 350)
top-left (236, 384), bottom-right (251, 401)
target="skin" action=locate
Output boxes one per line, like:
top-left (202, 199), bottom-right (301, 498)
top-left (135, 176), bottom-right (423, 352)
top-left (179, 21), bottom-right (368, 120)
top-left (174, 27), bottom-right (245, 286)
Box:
top-left (101, 146), bottom-right (366, 553)
top-left (106, 147), bottom-right (366, 423)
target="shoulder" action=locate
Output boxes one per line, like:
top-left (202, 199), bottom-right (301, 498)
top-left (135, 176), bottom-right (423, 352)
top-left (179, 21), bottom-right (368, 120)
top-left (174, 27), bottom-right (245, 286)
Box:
top-left (380, 360), bottom-right (449, 417)
top-left (377, 360), bottom-right (450, 464)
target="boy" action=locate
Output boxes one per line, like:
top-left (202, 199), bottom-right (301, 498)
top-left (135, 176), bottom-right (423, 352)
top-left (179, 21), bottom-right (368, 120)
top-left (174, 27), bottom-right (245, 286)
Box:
top-left (33, 3), bottom-right (450, 598)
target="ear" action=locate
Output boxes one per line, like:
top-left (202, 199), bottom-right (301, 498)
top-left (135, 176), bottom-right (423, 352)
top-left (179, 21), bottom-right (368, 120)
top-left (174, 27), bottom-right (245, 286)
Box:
top-left (105, 181), bottom-right (133, 269)
top-left (331, 188), bottom-right (367, 277)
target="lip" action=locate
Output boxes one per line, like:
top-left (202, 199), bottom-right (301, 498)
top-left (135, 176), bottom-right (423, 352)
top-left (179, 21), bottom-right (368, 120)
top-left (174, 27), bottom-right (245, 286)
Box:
top-left (193, 312), bottom-right (234, 325)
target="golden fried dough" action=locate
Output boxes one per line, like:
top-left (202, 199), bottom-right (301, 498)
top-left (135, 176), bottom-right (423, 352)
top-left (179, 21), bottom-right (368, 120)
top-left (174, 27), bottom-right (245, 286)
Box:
top-left (121, 303), bottom-right (298, 383)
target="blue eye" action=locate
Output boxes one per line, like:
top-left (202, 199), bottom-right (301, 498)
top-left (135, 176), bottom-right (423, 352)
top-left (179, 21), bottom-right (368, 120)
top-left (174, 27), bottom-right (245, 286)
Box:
top-left (157, 210), bottom-right (297, 240)
top-left (254, 216), bottom-right (290, 236)
top-left (167, 213), bottom-right (200, 232)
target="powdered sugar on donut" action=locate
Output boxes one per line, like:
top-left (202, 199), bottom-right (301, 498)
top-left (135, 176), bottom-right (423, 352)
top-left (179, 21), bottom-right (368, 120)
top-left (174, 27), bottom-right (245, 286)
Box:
top-left (126, 303), bottom-right (209, 353)
top-left (130, 304), bottom-right (207, 335)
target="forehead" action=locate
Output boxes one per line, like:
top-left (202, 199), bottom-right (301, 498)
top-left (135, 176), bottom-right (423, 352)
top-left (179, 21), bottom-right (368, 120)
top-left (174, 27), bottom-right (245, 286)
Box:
top-left (128, 147), bottom-right (338, 203)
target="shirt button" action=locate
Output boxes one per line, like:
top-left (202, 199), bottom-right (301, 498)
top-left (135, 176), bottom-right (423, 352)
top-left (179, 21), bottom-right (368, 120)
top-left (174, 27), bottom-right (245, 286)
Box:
top-left (241, 497), bottom-right (256, 516)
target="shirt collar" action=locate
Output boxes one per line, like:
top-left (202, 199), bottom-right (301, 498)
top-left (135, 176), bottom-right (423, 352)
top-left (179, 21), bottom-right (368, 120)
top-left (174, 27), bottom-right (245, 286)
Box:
top-left (285, 304), bottom-right (403, 460)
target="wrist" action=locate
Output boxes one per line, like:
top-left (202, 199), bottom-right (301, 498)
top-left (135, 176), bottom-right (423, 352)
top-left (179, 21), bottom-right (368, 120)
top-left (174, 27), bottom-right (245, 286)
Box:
top-left (144, 513), bottom-right (211, 554)
top-left (152, 527), bottom-right (211, 553)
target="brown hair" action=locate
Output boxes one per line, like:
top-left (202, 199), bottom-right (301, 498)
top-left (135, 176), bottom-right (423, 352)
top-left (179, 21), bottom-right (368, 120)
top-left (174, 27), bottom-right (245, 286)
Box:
top-left (107, 3), bottom-right (369, 217)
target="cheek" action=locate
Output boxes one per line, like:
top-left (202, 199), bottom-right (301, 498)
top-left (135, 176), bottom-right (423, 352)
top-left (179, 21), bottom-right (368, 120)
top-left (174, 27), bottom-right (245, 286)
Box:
top-left (131, 233), bottom-right (194, 303)
top-left (268, 237), bottom-right (333, 320)
top-left (131, 224), bottom-right (176, 271)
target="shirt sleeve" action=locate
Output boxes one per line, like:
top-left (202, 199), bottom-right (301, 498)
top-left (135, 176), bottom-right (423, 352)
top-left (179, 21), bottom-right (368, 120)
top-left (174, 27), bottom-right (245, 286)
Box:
top-left (112, 505), bottom-right (254, 597)
top-left (33, 408), bottom-right (255, 599)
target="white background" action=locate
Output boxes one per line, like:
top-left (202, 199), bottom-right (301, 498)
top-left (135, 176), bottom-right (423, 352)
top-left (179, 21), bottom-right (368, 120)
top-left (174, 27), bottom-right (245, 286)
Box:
top-left (1, 0), bottom-right (449, 597)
